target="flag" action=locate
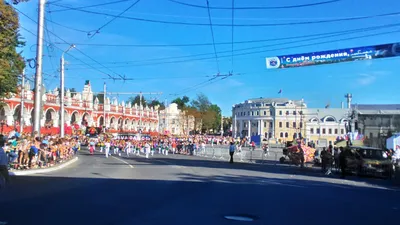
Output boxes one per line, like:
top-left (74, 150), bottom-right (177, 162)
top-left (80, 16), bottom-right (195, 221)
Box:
top-left (278, 89), bottom-right (282, 94)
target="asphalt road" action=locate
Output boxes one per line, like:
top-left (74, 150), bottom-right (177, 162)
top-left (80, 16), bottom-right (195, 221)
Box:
top-left (1, 149), bottom-right (399, 225)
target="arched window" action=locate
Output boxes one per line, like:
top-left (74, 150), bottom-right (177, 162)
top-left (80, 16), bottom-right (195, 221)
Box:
top-left (325, 116), bottom-right (336, 122)
top-left (280, 132), bottom-right (283, 138)
top-left (285, 132), bottom-right (288, 138)
top-left (310, 118), bottom-right (318, 123)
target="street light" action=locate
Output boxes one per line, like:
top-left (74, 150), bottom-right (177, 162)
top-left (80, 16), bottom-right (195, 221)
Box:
top-left (60, 44), bottom-right (75, 137)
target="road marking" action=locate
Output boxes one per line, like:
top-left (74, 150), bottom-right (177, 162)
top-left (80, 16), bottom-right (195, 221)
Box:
top-left (111, 156), bottom-right (134, 168)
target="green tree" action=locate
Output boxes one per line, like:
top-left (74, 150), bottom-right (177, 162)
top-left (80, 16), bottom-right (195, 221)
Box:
top-left (128, 95), bottom-right (146, 106)
top-left (223, 116), bottom-right (232, 133)
top-left (171, 96), bottom-right (190, 109)
top-left (93, 93), bottom-right (104, 104)
top-left (0, 1), bottom-right (25, 102)
top-left (148, 99), bottom-right (165, 110)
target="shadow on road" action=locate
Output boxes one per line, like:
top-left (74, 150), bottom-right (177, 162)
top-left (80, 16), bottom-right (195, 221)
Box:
top-left (113, 154), bottom-right (397, 188)
top-left (1, 172), bottom-right (399, 225)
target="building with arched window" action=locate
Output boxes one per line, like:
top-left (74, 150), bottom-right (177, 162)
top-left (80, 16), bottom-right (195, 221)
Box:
top-left (232, 97), bottom-right (349, 145)
top-left (304, 108), bottom-right (350, 146)
top-left (0, 81), bottom-right (159, 135)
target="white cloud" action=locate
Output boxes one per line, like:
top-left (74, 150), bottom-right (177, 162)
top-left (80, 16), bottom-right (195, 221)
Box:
top-left (356, 71), bottom-right (390, 86)
top-left (357, 73), bottom-right (376, 86)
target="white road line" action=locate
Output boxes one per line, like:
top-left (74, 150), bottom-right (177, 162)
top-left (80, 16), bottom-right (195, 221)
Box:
top-left (111, 156), bottom-right (134, 168)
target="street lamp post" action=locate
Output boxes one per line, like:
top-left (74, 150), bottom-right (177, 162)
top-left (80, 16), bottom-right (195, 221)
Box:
top-left (60, 44), bottom-right (75, 137)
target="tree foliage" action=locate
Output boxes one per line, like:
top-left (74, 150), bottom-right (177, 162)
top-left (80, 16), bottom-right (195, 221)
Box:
top-left (93, 93), bottom-right (104, 104)
top-left (171, 96), bottom-right (189, 109)
top-left (128, 95), bottom-right (146, 107)
top-left (148, 99), bottom-right (165, 110)
top-left (0, 1), bottom-right (25, 101)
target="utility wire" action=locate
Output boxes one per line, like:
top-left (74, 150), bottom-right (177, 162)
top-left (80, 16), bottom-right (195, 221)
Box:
top-left (231, 0), bottom-right (234, 71)
top-left (45, 18), bottom-right (90, 33)
top-left (65, 22), bottom-right (400, 65)
top-left (19, 25), bottom-right (118, 80)
top-left (49, 0), bottom-right (133, 13)
top-left (206, 0), bottom-right (219, 73)
top-left (88, 0), bottom-right (141, 38)
top-left (66, 28), bottom-right (400, 69)
top-left (53, 22), bottom-right (400, 47)
top-left (50, 4), bottom-right (400, 27)
top-left (168, 0), bottom-right (341, 10)
top-left (13, 7), bottom-right (122, 80)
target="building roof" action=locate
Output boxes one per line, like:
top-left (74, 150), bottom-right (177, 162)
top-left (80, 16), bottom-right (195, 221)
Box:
top-left (305, 108), bottom-right (350, 121)
top-left (247, 97), bottom-right (291, 103)
top-left (352, 104), bottom-right (400, 110)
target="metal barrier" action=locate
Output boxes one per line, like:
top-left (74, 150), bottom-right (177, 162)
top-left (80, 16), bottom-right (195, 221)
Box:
top-left (197, 146), bottom-right (284, 165)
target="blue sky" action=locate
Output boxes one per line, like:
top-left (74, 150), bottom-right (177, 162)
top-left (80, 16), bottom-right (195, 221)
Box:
top-left (14, 0), bottom-right (400, 116)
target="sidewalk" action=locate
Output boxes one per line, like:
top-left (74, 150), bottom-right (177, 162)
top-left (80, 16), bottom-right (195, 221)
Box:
top-left (9, 157), bottom-right (79, 176)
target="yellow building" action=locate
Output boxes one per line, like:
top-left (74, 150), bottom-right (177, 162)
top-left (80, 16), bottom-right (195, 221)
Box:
top-left (232, 97), bottom-right (350, 146)
top-left (274, 99), bottom-right (307, 143)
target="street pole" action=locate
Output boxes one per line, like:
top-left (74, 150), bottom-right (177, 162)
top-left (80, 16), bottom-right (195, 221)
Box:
top-left (139, 92), bottom-right (142, 132)
top-left (32, 0), bottom-right (46, 136)
top-left (103, 82), bottom-right (106, 130)
top-left (60, 44), bottom-right (75, 137)
top-left (20, 70), bottom-right (25, 133)
top-left (220, 114), bottom-right (223, 137)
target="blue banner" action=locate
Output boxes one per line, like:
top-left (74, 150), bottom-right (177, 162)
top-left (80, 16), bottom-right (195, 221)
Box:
top-left (266, 42), bottom-right (400, 69)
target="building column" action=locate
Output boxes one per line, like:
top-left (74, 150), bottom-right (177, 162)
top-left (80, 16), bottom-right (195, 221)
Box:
top-left (271, 119), bottom-right (275, 138)
top-left (248, 120), bottom-right (251, 137)
top-left (239, 120), bottom-right (243, 137)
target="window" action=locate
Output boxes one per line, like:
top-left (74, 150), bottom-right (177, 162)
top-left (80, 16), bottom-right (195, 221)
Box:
top-left (310, 128), bottom-right (314, 134)
top-left (341, 129), bottom-right (344, 134)
top-left (334, 129), bottom-right (338, 134)
top-left (270, 122), bottom-right (273, 128)
top-left (285, 132), bottom-right (288, 138)
top-left (325, 117), bottom-right (336, 122)
top-left (299, 111), bottom-right (303, 115)
top-left (264, 121), bottom-right (267, 128)
top-left (293, 111), bottom-right (297, 115)
top-left (293, 122), bottom-right (296, 128)
top-left (316, 128), bottom-right (320, 134)
top-left (300, 122), bottom-right (303, 128)
top-left (248, 111), bottom-right (250, 116)
top-left (322, 128), bottom-right (326, 134)
top-left (328, 128), bottom-right (332, 134)
top-left (286, 111), bottom-right (289, 115)
top-left (279, 122), bottom-right (282, 128)
top-left (286, 122), bottom-right (289, 128)
top-left (279, 111), bottom-right (282, 115)
top-left (280, 132), bottom-right (283, 138)
top-left (264, 111), bottom-right (266, 116)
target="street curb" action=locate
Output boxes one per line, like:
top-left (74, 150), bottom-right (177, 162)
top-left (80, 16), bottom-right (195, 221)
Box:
top-left (9, 157), bottom-right (79, 176)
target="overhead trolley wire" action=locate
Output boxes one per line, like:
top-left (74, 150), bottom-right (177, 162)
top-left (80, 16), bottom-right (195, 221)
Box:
top-left (206, 0), bottom-right (220, 73)
top-left (48, 0), bottom-right (134, 13)
top-left (167, 0), bottom-right (342, 10)
top-left (13, 6), bottom-right (124, 80)
top-left (88, 0), bottom-right (141, 38)
top-left (54, 22), bottom-right (400, 48)
top-left (63, 22), bottom-right (400, 66)
top-left (50, 3), bottom-right (400, 27)
top-left (66, 27), bottom-right (400, 69)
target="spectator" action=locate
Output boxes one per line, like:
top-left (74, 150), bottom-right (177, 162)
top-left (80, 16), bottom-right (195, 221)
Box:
top-left (0, 135), bottom-right (10, 185)
top-left (229, 142), bottom-right (236, 163)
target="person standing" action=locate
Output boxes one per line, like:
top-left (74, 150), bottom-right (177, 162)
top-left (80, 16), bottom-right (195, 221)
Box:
top-left (0, 136), bottom-right (10, 187)
top-left (339, 147), bottom-right (347, 178)
top-left (229, 142), bottom-right (236, 163)
top-left (104, 139), bottom-right (110, 158)
top-left (144, 142), bottom-right (151, 159)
